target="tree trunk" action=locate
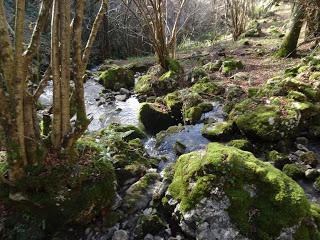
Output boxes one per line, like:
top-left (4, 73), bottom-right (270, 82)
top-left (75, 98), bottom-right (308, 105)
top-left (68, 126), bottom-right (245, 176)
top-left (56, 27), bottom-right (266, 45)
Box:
top-left (277, 3), bottom-right (305, 57)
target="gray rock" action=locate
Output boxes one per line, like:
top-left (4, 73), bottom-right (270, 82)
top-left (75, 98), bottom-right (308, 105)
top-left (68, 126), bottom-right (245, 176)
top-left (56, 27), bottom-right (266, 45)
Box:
top-left (177, 188), bottom-right (248, 240)
top-left (144, 234), bottom-right (154, 240)
top-left (305, 169), bottom-right (319, 180)
top-left (112, 230), bottom-right (129, 240)
top-left (115, 94), bottom-right (128, 101)
top-left (120, 88), bottom-right (131, 95)
top-left (295, 137), bottom-right (309, 146)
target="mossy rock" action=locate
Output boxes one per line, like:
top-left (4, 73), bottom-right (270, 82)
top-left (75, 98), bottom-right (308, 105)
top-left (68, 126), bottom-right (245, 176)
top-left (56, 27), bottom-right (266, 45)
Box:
top-left (198, 102), bottom-right (213, 113)
top-left (135, 74), bottom-right (153, 95)
top-left (266, 150), bottom-right (290, 170)
top-left (168, 143), bottom-right (315, 239)
top-left (183, 106), bottom-right (202, 124)
top-left (201, 121), bottom-right (236, 141)
top-left (191, 78), bottom-right (223, 96)
top-left (226, 139), bottom-right (253, 152)
top-left (282, 164), bottom-right (305, 180)
top-left (139, 103), bottom-right (178, 134)
top-left (230, 97), bottom-right (301, 142)
top-left (107, 123), bottom-right (147, 141)
top-left (221, 58), bottom-right (244, 75)
top-left (121, 172), bottom-right (160, 214)
top-left (99, 65), bottom-right (134, 90)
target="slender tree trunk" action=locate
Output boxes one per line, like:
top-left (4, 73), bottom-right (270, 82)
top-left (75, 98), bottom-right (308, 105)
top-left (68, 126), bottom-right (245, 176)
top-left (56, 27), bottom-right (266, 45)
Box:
top-left (277, 3), bottom-right (305, 57)
top-left (51, 0), bottom-right (62, 148)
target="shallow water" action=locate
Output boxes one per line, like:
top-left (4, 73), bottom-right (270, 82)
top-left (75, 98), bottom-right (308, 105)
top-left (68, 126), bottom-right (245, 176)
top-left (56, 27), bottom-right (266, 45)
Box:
top-left (144, 102), bottom-right (226, 169)
top-left (84, 79), bottom-right (140, 131)
top-left (40, 78), bottom-right (140, 132)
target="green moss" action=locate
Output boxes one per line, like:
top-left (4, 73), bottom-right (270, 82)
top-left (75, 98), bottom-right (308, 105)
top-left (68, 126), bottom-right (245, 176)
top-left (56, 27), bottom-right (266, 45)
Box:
top-left (300, 151), bottom-right (318, 167)
top-left (135, 74), bottom-right (153, 95)
top-left (231, 97), bottom-right (300, 142)
top-left (198, 102), bottom-right (213, 113)
top-left (166, 58), bottom-right (184, 74)
top-left (122, 172), bottom-right (160, 214)
top-left (314, 177), bottom-right (320, 192)
top-left (183, 106), bottom-right (202, 124)
top-left (159, 70), bottom-right (175, 81)
top-left (2, 158), bottom-right (116, 235)
top-left (288, 90), bottom-right (307, 102)
top-left (282, 164), bottom-right (305, 180)
top-left (221, 58), bottom-right (244, 75)
top-left (248, 87), bottom-right (259, 98)
top-left (168, 143), bottom-right (311, 238)
top-left (107, 123), bottom-right (147, 141)
top-left (191, 79), bottom-right (222, 96)
top-left (266, 150), bottom-right (289, 170)
top-left (310, 72), bottom-right (320, 81)
top-left (201, 121), bottom-right (235, 141)
top-left (192, 66), bottom-right (207, 79)
top-left (226, 139), bottom-right (253, 152)
top-left (156, 125), bottom-right (185, 144)
top-left (99, 65), bottom-right (134, 90)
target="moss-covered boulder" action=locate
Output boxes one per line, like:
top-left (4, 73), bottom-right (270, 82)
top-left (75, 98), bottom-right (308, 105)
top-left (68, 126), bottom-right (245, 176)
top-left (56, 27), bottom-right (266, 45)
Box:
top-left (166, 143), bottom-right (318, 239)
top-left (99, 65), bottom-right (134, 90)
top-left (134, 59), bottom-right (183, 96)
top-left (221, 58), bottom-right (244, 75)
top-left (139, 103), bottom-right (178, 133)
top-left (183, 106), bottom-right (203, 124)
top-left (230, 97), bottom-right (302, 142)
top-left (107, 123), bottom-right (147, 141)
top-left (191, 78), bottom-right (223, 96)
top-left (201, 121), bottom-right (236, 141)
top-left (121, 172), bottom-right (161, 214)
top-left (282, 163), bottom-right (305, 180)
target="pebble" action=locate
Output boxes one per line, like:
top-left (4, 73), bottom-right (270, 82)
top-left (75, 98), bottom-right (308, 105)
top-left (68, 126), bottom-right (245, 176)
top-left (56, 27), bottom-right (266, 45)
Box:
top-left (115, 95), bottom-right (128, 101)
top-left (112, 230), bottom-right (129, 240)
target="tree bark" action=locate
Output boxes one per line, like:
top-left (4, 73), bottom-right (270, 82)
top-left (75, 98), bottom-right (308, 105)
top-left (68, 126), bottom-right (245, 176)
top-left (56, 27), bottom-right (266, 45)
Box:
top-left (277, 3), bottom-right (305, 57)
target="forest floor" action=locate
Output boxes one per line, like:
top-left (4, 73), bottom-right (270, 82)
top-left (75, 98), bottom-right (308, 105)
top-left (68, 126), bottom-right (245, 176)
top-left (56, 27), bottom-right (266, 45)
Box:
top-left (103, 4), bottom-right (316, 92)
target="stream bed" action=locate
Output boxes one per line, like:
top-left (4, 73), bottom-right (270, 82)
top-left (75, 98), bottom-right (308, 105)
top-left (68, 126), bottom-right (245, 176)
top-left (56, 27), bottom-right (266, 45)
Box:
top-left (39, 76), bottom-right (320, 204)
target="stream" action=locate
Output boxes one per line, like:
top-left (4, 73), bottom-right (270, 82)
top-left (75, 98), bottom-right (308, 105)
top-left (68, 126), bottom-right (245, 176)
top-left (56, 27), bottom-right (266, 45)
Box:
top-left (39, 74), bottom-right (320, 204)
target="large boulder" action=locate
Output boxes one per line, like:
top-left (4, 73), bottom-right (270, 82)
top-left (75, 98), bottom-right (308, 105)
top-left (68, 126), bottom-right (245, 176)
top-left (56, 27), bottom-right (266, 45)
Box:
top-left (134, 59), bottom-right (183, 96)
top-left (221, 58), bottom-right (244, 75)
top-left (165, 143), bottom-right (319, 239)
top-left (229, 97), bottom-right (306, 142)
top-left (139, 103), bottom-right (178, 134)
top-left (99, 65), bottom-right (134, 90)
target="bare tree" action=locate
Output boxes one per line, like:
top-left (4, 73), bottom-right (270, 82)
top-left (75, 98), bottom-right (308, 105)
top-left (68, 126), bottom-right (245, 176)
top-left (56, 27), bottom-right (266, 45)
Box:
top-left (121, 0), bottom-right (186, 70)
top-left (224, 0), bottom-right (250, 41)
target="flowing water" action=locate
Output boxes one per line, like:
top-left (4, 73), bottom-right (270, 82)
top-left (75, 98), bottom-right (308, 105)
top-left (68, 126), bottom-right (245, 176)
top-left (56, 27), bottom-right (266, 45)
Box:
top-left (40, 78), bottom-right (140, 132)
top-left (39, 75), bottom-right (320, 203)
